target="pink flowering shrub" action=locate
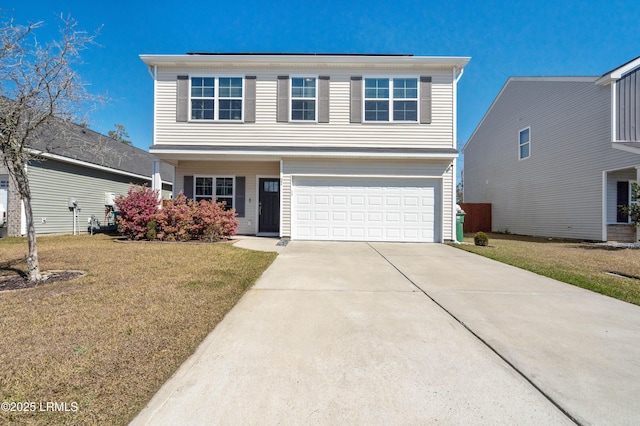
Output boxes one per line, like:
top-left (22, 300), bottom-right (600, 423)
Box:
top-left (115, 186), bottom-right (238, 242)
top-left (192, 199), bottom-right (239, 242)
top-left (115, 184), bottom-right (160, 240)
top-left (155, 193), bottom-right (196, 241)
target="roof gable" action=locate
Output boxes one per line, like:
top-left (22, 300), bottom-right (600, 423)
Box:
top-left (596, 56), bottom-right (640, 86)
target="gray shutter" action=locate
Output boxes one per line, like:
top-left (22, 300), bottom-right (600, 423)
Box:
top-left (318, 76), bottom-right (330, 123)
top-left (420, 76), bottom-right (432, 124)
top-left (245, 76), bottom-right (256, 123)
top-left (277, 75), bottom-right (289, 122)
top-left (177, 75), bottom-right (189, 122)
top-left (235, 176), bottom-right (245, 217)
top-left (350, 76), bottom-right (362, 123)
top-left (183, 175), bottom-right (194, 199)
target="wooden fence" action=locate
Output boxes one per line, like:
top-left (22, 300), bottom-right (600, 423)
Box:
top-left (459, 203), bottom-right (492, 233)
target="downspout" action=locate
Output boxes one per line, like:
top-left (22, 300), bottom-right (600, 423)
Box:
top-left (452, 67), bottom-right (465, 242)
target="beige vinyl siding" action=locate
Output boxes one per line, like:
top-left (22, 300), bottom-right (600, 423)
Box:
top-left (174, 161), bottom-right (280, 235)
top-left (154, 68), bottom-right (454, 148)
top-left (464, 78), bottom-right (640, 240)
top-left (28, 160), bottom-right (148, 235)
top-left (282, 158), bottom-right (454, 240)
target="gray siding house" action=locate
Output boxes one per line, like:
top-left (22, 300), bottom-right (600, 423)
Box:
top-left (0, 120), bottom-right (173, 237)
top-left (463, 57), bottom-right (640, 242)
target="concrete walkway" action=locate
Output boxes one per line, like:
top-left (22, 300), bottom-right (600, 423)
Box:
top-left (131, 242), bottom-right (640, 425)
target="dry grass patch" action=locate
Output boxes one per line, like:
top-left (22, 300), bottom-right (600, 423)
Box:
top-left (452, 233), bottom-right (640, 306)
top-left (0, 234), bottom-right (276, 425)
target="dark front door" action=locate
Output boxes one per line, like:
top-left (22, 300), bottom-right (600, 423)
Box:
top-left (617, 181), bottom-right (630, 223)
top-left (259, 178), bottom-right (280, 233)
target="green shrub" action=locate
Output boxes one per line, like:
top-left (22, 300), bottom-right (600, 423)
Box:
top-left (146, 220), bottom-right (157, 241)
top-left (474, 231), bottom-right (489, 246)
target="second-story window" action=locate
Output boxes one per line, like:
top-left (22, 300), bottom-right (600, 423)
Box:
top-left (519, 127), bottom-right (531, 160)
top-left (364, 78), bottom-right (389, 121)
top-left (364, 78), bottom-right (418, 122)
top-left (291, 77), bottom-right (316, 121)
top-left (191, 77), bottom-right (243, 121)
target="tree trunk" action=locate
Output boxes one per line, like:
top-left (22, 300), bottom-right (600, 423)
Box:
top-left (11, 163), bottom-right (42, 282)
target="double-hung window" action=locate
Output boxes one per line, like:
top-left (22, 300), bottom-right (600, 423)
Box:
top-left (519, 127), bottom-right (531, 160)
top-left (291, 77), bottom-right (316, 121)
top-left (191, 77), bottom-right (243, 121)
top-left (194, 177), bottom-right (234, 209)
top-left (364, 78), bottom-right (418, 122)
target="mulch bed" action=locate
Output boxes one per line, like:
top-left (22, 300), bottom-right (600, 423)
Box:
top-left (0, 270), bottom-right (86, 292)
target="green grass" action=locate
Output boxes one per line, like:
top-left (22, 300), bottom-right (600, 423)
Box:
top-left (0, 234), bottom-right (276, 425)
top-left (451, 233), bottom-right (640, 306)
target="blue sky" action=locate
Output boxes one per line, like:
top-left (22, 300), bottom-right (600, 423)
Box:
top-left (3, 0), bottom-right (639, 179)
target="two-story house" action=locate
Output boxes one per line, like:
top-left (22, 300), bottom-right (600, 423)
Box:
top-left (141, 53), bottom-right (469, 243)
top-left (463, 57), bottom-right (640, 242)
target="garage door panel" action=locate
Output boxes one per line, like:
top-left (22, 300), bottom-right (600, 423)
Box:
top-left (292, 177), bottom-right (440, 242)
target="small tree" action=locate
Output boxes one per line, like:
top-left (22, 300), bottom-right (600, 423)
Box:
top-left (108, 123), bottom-right (131, 145)
top-left (0, 15), bottom-right (101, 281)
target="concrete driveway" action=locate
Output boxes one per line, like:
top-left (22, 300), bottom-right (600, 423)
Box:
top-left (131, 242), bottom-right (640, 425)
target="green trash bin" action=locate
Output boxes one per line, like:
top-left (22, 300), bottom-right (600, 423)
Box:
top-left (456, 209), bottom-right (466, 242)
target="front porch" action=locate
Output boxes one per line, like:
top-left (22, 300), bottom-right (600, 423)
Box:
top-left (604, 167), bottom-right (639, 242)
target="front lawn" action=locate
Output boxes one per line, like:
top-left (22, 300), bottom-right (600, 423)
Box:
top-left (451, 233), bottom-right (640, 306)
top-left (0, 234), bottom-right (276, 425)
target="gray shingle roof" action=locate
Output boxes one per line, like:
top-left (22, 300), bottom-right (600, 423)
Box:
top-left (27, 118), bottom-right (173, 183)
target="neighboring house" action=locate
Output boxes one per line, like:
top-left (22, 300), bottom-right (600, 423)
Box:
top-left (140, 53), bottom-right (469, 242)
top-left (0, 119), bottom-right (173, 237)
top-left (463, 57), bottom-right (640, 242)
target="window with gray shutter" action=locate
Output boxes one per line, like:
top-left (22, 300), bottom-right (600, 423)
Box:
top-left (176, 76), bottom-right (189, 122)
top-left (350, 76), bottom-right (362, 123)
top-left (245, 76), bottom-right (256, 123)
top-left (235, 177), bottom-right (246, 217)
top-left (420, 76), bottom-right (432, 124)
top-left (318, 76), bottom-right (330, 123)
top-left (183, 175), bottom-right (194, 199)
top-left (277, 76), bottom-right (289, 122)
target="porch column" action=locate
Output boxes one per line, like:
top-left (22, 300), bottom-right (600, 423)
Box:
top-left (152, 158), bottom-right (162, 200)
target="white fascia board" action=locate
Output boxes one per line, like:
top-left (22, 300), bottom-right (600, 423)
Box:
top-left (27, 150), bottom-right (172, 185)
top-left (596, 57), bottom-right (640, 86)
top-left (149, 148), bottom-right (458, 160)
top-left (140, 54), bottom-right (470, 70)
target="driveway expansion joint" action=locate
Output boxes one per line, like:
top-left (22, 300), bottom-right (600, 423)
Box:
top-left (366, 243), bottom-right (582, 426)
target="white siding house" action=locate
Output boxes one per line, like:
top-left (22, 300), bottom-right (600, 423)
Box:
top-left (463, 57), bottom-right (640, 242)
top-left (142, 53), bottom-right (469, 242)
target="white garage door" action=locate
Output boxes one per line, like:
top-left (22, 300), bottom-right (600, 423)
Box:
top-left (292, 177), bottom-right (439, 242)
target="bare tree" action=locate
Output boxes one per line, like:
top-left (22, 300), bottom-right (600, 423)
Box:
top-left (0, 15), bottom-right (100, 282)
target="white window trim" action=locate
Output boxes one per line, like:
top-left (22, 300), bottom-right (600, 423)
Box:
top-left (362, 75), bottom-right (420, 123)
top-left (518, 126), bottom-right (531, 160)
top-left (193, 175), bottom-right (235, 207)
top-left (188, 75), bottom-right (245, 122)
top-left (290, 75), bottom-right (318, 122)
